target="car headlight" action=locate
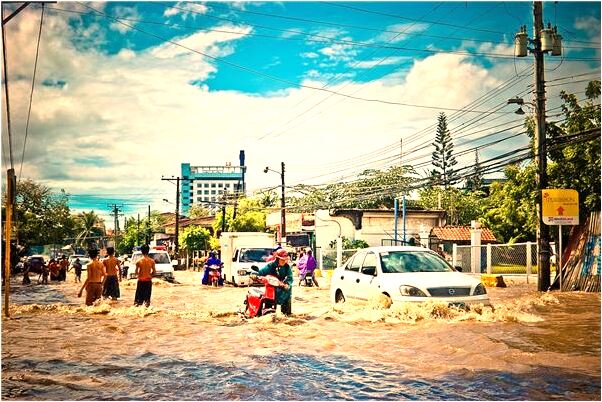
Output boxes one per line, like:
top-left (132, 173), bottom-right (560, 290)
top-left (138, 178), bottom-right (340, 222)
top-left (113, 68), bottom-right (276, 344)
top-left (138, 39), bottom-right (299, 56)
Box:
top-left (399, 285), bottom-right (427, 297)
top-left (473, 283), bottom-right (487, 295)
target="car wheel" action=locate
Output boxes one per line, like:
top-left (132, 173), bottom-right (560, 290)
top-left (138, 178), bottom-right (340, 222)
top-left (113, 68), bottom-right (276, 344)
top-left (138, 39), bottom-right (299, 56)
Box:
top-left (335, 289), bottom-right (345, 304)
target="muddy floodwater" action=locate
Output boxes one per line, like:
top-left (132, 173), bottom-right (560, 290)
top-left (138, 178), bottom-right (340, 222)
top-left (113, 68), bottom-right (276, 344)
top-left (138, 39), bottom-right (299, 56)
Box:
top-left (2, 270), bottom-right (600, 400)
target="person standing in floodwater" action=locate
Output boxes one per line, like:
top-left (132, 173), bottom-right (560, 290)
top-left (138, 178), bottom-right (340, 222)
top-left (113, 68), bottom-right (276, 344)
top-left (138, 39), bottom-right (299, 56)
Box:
top-left (102, 247), bottom-right (121, 300)
top-left (78, 249), bottom-right (106, 306)
top-left (134, 244), bottom-right (156, 307)
top-left (72, 258), bottom-right (82, 283)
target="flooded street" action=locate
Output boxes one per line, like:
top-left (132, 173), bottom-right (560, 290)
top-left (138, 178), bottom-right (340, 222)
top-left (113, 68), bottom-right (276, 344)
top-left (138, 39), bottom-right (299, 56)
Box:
top-left (2, 271), bottom-right (600, 400)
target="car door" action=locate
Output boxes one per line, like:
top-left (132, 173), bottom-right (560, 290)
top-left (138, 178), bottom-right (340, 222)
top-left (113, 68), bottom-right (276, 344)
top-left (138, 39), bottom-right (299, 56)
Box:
top-left (341, 251), bottom-right (365, 300)
top-left (357, 252), bottom-right (379, 300)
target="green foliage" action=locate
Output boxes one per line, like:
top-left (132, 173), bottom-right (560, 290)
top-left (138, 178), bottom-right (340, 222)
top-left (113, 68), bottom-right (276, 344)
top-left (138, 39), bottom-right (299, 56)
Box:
top-left (547, 80), bottom-right (601, 216)
top-left (431, 112), bottom-right (458, 188)
top-left (179, 226), bottom-right (211, 251)
top-left (418, 186), bottom-right (484, 226)
top-left (329, 236), bottom-right (369, 249)
top-left (74, 210), bottom-right (104, 247)
top-left (187, 204), bottom-right (211, 219)
top-left (213, 196), bottom-right (267, 234)
top-left (9, 180), bottom-right (77, 246)
top-left (481, 164), bottom-right (538, 243)
top-left (116, 212), bottom-right (166, 255)
top-left (289, 166), bottom-right (416, 210)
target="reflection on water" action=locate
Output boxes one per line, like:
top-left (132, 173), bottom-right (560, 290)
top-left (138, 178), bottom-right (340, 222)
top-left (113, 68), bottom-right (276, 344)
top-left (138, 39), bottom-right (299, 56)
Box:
top-left (3, 352), bottom-right (600, 400)
top-left (2, 272), bottom-right (600, 400)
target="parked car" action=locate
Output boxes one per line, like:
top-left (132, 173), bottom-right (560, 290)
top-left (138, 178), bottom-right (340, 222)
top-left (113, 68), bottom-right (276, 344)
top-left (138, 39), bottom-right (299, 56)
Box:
top-left (25, 255), bottom-right (47, 274)
top-left (126, 249), bottom-right (175, 280)
top-left (330, 246), bottom-right (490, 307)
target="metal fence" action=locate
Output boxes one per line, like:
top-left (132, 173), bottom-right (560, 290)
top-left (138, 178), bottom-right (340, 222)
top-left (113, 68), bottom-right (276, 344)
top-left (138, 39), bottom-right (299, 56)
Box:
top-left (453, 242), bottom-right (557, 279)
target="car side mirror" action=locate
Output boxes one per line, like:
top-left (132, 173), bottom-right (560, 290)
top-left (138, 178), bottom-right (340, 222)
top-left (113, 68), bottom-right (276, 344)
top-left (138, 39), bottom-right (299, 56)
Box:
top-left (250, 266), bottom-right (259, 272)
top-left (454, 266), bottom-right (463, 272)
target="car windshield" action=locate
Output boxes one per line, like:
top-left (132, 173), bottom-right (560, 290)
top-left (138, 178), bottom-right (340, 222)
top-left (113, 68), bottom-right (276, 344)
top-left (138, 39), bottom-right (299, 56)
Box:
top-left (379, 251), bottom-right (454, 273)
top-left (150, 252), bottom-right (170, 264)
top-left (239, 248), bottom-right (273, 263)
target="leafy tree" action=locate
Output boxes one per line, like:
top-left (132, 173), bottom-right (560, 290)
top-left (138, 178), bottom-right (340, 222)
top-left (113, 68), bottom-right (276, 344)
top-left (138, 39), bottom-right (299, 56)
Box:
top-left (213, 196), bottom-right (267, 234)
top-left (187, 204), bottom-right (211, 219)
top-left (75, 210), bottom-right (104, 247)
top-left (481, 164), bottom-right (538, 243)
top-left (8, 180), bottom-right (77, 247)
top-left (431, 112), bottom-right (458, 188)
top-left (418, 186), bottom-right (484, 226)
top-left (288, 166), bottom-right (416, 210)
top-left (547, 80), bottom-right (600, 217)
top-left (179, 226), bottom-right (211, 252)
top-left (329, 236), bottom-right (369, 249)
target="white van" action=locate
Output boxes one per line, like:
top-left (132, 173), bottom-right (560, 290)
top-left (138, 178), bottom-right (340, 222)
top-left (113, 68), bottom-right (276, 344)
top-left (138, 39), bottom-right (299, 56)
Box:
top-left (127, 249), bottom-right (176, 280)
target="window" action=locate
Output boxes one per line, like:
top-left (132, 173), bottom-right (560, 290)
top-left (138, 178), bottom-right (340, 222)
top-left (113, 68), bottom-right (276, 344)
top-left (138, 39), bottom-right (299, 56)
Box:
top-left (218, 183), bottom-right (223, 188)
top-left (211, 190), bottom-right (216, 195)
top-left (197, 190), bottom-right (202, 194)
top-left (361, 253), bottom-right (377, 276)
top-left (346, 253), bottom-right (364, 272)
top-left (211, 183), bottom-right (216, 188)
top-left (204, 183), bottom-right (209, 188)
top-left (204, 190), bottom-right (209, 195)
top-left (203, 197), bottom-right (209, 201)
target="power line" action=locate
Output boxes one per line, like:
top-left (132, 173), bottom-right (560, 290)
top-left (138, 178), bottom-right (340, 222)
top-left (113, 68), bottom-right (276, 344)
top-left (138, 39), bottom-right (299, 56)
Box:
top-left (19, 3), bottom-right (45, 182)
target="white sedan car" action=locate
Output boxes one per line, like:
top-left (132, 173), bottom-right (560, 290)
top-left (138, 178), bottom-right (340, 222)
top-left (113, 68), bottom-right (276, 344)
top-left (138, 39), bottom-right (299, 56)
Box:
top-left (127, 250), bottom-right (176, 280)
top-left (330, 246), bottom-right (489, 307)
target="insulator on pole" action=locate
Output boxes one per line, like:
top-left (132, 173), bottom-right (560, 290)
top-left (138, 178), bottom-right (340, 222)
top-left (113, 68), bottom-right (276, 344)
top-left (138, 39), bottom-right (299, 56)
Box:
top-left (541, 22), bottom-right (554, 52)
top-left (514, 27), bottom-right (528, 57)
top-left (552, 26), bottom-right (562, 56)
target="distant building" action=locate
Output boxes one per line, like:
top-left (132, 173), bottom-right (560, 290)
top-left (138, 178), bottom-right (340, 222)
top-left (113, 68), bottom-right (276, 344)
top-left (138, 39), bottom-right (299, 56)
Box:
top-left (181, 151), bottom-right (246, 215)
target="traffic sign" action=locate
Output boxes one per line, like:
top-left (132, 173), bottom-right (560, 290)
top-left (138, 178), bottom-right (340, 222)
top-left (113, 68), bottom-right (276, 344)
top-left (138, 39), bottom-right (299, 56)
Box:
top-left (542, 189), bottom-right (579, 225)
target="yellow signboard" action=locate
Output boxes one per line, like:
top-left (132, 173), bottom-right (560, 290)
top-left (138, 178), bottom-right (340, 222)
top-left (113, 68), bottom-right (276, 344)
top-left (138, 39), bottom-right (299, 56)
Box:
top-left (542, 189), bottom-right (579, 225)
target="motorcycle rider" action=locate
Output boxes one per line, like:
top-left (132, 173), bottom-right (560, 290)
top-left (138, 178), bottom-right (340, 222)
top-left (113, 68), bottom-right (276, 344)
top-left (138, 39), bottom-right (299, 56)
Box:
top-left (297, 248), bottom-right (319, 287)
top-left (202, 251), bottom-right (223, 286)
top-left (252, 249), bottom-right (293, 315)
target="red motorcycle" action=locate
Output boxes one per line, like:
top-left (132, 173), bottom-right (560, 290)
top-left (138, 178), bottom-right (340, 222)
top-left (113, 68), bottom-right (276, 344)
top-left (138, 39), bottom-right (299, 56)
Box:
top-left (205, 264), bottom-right (223, 287)
top-left (243, 274), bottom-right (285, 318)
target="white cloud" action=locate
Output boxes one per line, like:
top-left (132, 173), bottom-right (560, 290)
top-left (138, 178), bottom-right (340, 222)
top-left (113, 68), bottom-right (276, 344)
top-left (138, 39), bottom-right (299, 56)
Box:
top-left (374, 23), bottom-right (430, 44)
top-left (108, 6), bottom-right (140, 34)
top-left (163, 2), bottom-right (207, 20)
top-left (5, 7), bottom-right (595, 229)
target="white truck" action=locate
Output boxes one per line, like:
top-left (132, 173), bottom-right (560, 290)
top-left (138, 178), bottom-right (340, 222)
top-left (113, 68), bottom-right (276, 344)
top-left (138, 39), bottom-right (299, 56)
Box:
top-left (220, 232), bottom-right (276, 286)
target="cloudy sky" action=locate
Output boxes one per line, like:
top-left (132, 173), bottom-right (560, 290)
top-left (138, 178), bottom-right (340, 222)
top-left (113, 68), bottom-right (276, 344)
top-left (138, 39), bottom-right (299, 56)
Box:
top-left (2, 1), bottom-right (600, 228)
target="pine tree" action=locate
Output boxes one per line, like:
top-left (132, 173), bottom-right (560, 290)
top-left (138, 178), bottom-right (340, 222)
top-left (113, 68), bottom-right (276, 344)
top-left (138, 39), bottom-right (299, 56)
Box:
top-left (466, 149), bottom-right (483, 192)
top-left (431, 112), bottom-right (458, 188)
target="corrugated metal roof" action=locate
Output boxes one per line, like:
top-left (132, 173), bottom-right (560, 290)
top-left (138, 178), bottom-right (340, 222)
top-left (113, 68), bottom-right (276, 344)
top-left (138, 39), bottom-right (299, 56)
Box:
top-left (431, 226), bottom-right (497, 242)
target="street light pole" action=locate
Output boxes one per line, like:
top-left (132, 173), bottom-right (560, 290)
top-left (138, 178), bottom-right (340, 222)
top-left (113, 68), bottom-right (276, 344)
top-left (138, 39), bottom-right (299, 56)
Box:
top-left (264, 163), bottom-right (286, 242)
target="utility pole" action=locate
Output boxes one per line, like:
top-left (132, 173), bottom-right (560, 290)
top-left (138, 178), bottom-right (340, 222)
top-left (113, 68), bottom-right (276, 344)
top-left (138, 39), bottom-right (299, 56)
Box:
top-left (146, 205), bottom-right (151, 245)
top-left (161, 176), bottom-right (181, 256)
top-left (108, 203), bottom-right (124, 248)
top-left (534, 1), bottom-right (550, 291)
top-left (280, 162), bottom-right (286, 241)
top-left (3, 169), bottom-right (15, 318)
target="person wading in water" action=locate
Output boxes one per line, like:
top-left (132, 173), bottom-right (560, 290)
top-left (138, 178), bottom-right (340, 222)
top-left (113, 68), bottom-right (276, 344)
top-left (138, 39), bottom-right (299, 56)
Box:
top-left (78, 248), bottom-right (106, 306)
top-left (102, 247), bottom-right (122, 300)
top-left (134, 244), bottom-right (156, 307)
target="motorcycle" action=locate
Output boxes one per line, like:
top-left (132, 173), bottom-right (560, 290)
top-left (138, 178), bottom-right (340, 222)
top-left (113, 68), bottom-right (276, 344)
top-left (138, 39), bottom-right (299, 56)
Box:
top-left (205, 264), bottom-right (223, 287)
top-left (243, 274), bottom-right (285, 318)
top-left (298, 270), bottom-right (314, 287)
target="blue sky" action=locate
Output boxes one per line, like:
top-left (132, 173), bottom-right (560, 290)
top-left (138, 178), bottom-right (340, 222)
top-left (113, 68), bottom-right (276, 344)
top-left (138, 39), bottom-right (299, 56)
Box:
top-left (2, 1), bottom-right (600, 227)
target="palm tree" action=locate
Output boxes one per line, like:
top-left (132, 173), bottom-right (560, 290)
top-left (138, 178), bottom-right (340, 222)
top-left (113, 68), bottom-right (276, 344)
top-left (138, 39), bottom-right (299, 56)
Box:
top-left (75, 211), bottom-right (104, 248)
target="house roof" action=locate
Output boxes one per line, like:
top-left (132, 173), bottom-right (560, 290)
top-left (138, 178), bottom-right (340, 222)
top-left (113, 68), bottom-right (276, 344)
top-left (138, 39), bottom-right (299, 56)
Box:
top-left (431, 226), bottom-right (497, 242)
